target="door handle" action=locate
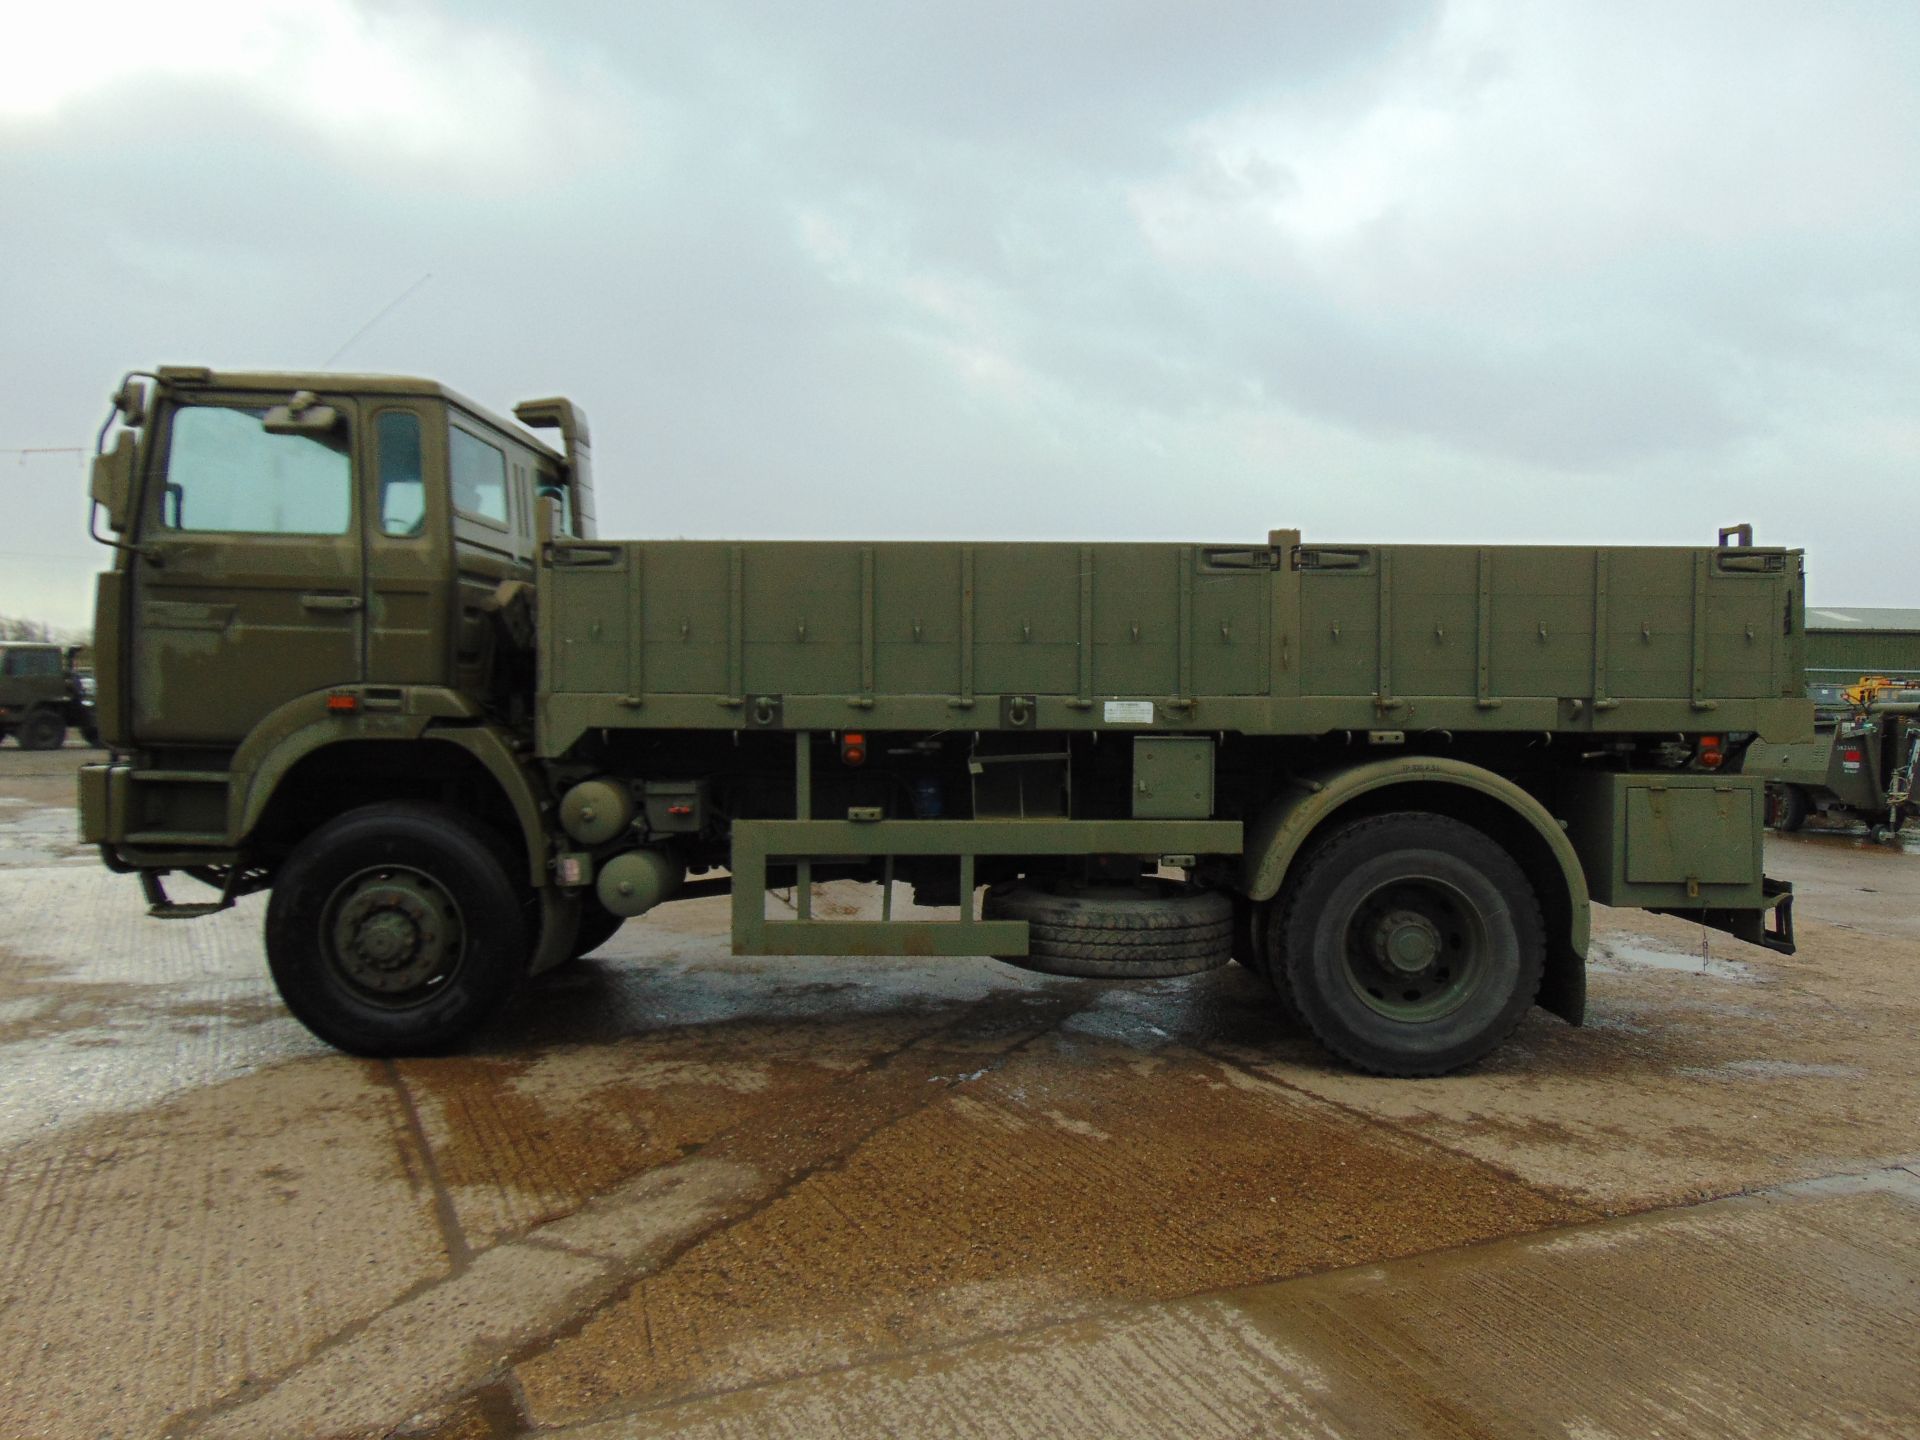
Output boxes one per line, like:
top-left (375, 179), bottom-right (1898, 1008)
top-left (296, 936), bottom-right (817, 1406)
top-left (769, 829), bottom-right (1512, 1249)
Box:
top-left (299, 593), bottom-right (364, 612)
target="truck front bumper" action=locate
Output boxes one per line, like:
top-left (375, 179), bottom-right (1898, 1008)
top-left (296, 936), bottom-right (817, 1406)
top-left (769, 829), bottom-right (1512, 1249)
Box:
top-left (77, 761), bottom-right (122, 846)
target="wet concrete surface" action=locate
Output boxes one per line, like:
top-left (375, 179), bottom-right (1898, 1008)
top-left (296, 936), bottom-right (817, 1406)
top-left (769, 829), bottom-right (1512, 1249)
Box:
top-left (0, 747), bottom-right (1916, 1438)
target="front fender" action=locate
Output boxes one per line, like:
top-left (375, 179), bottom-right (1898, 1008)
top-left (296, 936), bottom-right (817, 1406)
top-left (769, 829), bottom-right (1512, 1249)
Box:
top-left (227, 687), bottom-right (550, 886)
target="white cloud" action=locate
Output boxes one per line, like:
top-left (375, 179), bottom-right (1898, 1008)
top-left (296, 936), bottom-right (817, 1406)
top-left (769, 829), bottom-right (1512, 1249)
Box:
top-left (1136, 1), bottom-right (1920, 306)
top-left (0, 1), bottom-right (621, 179)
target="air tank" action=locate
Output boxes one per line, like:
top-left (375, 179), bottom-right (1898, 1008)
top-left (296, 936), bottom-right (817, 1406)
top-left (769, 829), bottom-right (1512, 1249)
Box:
top-left (595, 849), bottom-right (684, 917)
top-left (559, 778), bottom-right (635, 845)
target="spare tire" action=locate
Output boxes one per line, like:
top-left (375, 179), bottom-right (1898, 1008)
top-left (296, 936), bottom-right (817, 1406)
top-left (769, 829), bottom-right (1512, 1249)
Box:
top-left (981, 879), bottom-right (1233, 978)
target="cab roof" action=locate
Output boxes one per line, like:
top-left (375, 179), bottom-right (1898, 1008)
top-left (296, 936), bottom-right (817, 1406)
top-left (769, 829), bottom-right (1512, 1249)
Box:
top-left (155, 365), bottom-right (563, 462)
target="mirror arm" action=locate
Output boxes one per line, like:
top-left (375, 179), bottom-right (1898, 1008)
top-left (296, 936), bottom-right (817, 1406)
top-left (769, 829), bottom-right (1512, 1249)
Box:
top-left (87, 500), bottom-right (157, 564)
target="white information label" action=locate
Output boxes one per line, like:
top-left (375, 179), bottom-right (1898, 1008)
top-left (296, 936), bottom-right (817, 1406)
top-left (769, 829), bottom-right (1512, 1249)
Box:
top-left (1102, 700), bottom-right (1155, 725)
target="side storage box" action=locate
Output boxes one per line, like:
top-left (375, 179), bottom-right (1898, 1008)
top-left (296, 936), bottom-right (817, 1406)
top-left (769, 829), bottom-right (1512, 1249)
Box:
top-left (1560, 772), bottom-right (1763, 910)
top-left (1131, 737), bottom-right (1214, 819)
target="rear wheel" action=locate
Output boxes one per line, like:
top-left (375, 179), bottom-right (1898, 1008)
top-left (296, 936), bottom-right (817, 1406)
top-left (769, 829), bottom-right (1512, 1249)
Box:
top-left (1275, 812), bottom-right (1542, 1077)
top-left (1259, 897), bottom-right (1302, 1022)
top-left (17, 709), bottom-right (65, 751)
top-left (1765, 784), bottom-right (1807, 832)
top-left (982, 878), bottom-right (1233, 978)
top-left (266, 802), bottom-right (529, 1055)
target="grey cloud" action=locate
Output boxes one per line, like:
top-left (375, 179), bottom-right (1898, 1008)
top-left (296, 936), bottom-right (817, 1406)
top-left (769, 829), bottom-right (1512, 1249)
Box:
top-left (2, 1), bottom-right (1917, 632)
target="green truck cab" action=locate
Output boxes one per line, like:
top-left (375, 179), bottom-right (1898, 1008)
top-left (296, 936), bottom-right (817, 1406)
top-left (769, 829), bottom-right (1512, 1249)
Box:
top-left (78, 367), bottom-right (1810, 1076)
top-left (0, 642), bottom-right (97, 750)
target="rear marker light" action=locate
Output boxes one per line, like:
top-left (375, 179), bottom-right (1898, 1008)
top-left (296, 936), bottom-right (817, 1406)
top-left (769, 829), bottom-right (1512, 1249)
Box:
top-left (326, 693), bottom-right (358, 713)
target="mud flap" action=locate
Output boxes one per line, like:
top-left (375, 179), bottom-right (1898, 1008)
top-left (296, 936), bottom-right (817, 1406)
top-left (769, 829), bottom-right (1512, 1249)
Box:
top-left (1536, 941), bottom-right (1587, 1027)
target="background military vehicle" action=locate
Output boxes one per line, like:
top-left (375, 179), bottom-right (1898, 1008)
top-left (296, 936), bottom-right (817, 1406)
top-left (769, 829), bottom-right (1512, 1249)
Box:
top-left (0, 641), bottom-right (98, 749)
top-left (78, 368), bottom-right (1808, 1076)
top-left (1749, 678), bottom-right (1919, 841)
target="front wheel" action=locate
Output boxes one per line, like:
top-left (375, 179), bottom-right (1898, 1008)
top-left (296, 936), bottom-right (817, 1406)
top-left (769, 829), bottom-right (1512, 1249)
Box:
top-left (1275, 812), bottom-right (1543, 1077)
top-left (1765, 784), bottom-right (1807, 832)
top-left (266, 802), bottom-right (529, 1055)
top-left (16, 709), bottom-right (66, 751)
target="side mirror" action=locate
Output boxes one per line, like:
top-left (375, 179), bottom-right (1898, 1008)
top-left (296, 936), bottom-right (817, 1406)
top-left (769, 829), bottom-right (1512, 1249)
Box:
top-left (263, 390), bottom-right (343, 437)
top-left (111, 379), bottom-right (149, 427)
top-left (90, 432), bottom-right (135, 533)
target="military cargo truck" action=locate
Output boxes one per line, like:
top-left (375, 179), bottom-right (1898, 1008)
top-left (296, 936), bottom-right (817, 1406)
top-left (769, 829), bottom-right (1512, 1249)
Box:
top-left (0, 641), bottom-right (98, 749)
top-left (77, 368), bottom-right (1809, 1075)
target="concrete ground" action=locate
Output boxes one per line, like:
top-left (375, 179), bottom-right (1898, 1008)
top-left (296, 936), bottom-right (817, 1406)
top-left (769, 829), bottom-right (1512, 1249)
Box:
top-left (0, 745), bottom-right (1915, 1439)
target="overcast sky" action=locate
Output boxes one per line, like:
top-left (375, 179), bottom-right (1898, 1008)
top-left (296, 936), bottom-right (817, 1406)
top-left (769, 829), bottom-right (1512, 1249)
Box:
top-left (3, 1), bottom-right (1916, 632)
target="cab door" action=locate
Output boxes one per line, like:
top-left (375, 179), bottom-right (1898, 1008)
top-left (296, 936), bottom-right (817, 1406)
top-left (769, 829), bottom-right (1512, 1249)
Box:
top-left (363, 404), bottom-right (450, 686)
top-left (130, 396), bottom-right (364, 745)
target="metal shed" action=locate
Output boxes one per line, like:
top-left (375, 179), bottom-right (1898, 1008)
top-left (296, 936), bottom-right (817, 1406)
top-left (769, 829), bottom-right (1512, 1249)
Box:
top-left (1805, 607), bottom-right (1920, 684)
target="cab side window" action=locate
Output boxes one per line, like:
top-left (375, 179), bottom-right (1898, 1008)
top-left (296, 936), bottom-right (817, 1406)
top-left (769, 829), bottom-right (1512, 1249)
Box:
top-left (449, 425), bottom-right (508, 526)
top-left (377, 412), bottom-right (426, 536)
top-left (162, 406), bottom-right (351, 535)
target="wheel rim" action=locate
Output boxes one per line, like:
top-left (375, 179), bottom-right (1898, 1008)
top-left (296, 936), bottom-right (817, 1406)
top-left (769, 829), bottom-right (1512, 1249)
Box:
top-left (322, 864), bottom-right (465, 1007)
top-left (1339, 873), bottom-right (1490, 1022)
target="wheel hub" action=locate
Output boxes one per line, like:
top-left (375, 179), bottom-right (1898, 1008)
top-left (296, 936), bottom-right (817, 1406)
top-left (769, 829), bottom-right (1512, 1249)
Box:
top-left (1342, 877), bottom-right (1485, 1023)
top-left (331, 872), bottom-right (459, 996)
top-left (1375, 910), bottom-right (1442, 975)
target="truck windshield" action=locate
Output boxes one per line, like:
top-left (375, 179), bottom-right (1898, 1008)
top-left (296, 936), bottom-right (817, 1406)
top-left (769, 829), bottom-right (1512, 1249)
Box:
top-left (3, 648), bottom-right (60, 678)
top-left (162, 406), bottom-right (351, 535)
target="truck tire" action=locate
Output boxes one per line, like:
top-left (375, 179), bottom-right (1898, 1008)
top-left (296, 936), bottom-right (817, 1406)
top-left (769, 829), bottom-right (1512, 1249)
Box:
top-left (1765, 784), bottom-right (1807, 832)
top-left (982, 879), bottom-right (1233, 978)
top-left (1274, 812), bottom-right (1543, 1077)
top-left (1258, 899), bottom-right (1303, 1023)
top-left (266, 802), bottom-right (529, 1055)
top-left (1230, 897), bottom-right (1260, 972)
top-left (572, 901), bottom-right (626, 960)
top-left (1233, 896), bottom-right (1275, 981)
top-left (17, 709), bottom-right (66, 751)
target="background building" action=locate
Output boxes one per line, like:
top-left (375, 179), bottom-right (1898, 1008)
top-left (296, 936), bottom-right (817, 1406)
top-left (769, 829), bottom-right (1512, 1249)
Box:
top-left (1805, 607), bottom-right (1920, 685)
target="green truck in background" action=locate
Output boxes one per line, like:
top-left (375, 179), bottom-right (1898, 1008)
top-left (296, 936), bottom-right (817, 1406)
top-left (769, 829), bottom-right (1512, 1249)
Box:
top-left (0, 641), bottom-right (98, 749)
top-left (78, 367), bottom-right (1810, 1076)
